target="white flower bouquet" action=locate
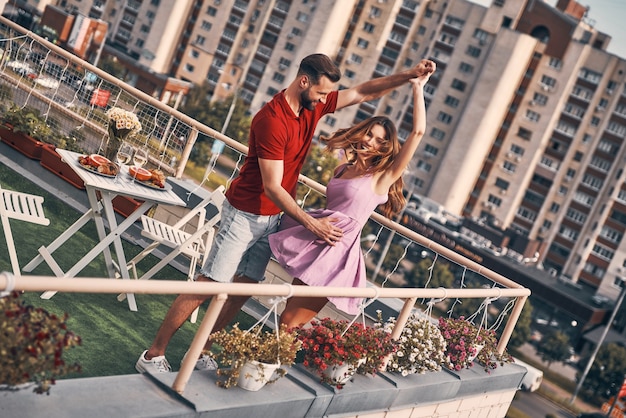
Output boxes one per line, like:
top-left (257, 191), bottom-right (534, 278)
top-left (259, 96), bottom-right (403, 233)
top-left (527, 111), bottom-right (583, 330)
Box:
top-left (381, 313), bottom-right (448, 376)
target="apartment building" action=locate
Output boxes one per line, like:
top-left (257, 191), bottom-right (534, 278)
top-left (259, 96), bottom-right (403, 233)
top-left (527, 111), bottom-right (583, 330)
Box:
top-left (18, 0), bottom-right (626, 304)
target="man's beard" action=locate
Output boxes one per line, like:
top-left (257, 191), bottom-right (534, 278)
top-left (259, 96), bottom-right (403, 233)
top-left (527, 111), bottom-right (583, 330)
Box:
top-left (300, 88), bottom-right (316, 111)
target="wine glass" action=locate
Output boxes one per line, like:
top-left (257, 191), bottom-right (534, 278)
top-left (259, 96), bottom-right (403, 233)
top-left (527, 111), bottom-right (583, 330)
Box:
top-left (114, 142), bottom-right (134, 183)
top-left (133, 148), bottom-right (148, 168)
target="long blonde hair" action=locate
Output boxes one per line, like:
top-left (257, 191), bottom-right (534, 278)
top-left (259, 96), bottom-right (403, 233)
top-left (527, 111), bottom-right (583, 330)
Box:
top-left (321, 116), bottom-right (405, 218)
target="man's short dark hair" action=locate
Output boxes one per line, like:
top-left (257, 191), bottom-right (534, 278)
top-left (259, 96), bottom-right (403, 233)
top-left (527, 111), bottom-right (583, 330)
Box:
top-left (298, 54), bottom-right (341, 85)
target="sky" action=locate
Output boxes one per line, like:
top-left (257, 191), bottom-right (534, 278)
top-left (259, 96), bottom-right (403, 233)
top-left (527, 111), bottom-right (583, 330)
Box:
top-left (469, 0), bottom-right (626, 59)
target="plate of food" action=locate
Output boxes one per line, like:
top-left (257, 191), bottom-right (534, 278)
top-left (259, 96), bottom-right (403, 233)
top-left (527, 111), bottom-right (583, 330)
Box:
top-left (77, 154), bottom-right (119, 177)
top-left (128, 167), bottom-right (169, 191)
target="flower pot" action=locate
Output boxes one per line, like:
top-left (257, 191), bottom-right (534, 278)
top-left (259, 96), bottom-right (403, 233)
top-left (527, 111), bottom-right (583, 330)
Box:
top-left (321, 358), bottom-right (366, 385)
top-left (40, 144), bottom-right (85, 190)
top-left (467, 344), bottom-right (484, 363)
top-left (0, 125), bottom-right (43, 160)
top-left (237, 360), bottom-right (281, 391)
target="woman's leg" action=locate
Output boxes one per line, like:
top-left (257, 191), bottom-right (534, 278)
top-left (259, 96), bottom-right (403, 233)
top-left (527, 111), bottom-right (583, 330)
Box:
top-left (279, 278), bottom-right (328, 328)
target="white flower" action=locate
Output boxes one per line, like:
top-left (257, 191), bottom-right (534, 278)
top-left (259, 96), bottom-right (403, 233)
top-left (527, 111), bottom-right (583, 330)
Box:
top-left (106, 107), bottom-right (142, 133)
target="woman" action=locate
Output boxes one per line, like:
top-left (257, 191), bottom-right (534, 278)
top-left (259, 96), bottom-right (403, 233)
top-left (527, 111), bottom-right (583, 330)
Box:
top-left (269, 60), bottom-right (435, 327)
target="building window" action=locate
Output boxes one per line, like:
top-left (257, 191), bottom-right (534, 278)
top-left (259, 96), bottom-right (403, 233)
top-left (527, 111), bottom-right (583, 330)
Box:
top-left (207, 6), bottom-right (217, 16)
top-left (582, 174), bottom-right (603, 190)
top-left (592, 244), bottom-right (615, 260)
top-left (573, 191), bottom-right (595, 207)
top-left (459, 62), bottom-right (474, 74)
top-left (590, 116), bottom-right (600, 127)
top-left (424, 144), bottom-right (439, 156)
top-left (566, 207), bottom-right (587, 224)
top-left (526, 110), bottom-right (540, 122)
top-left (600, 225), bottom-right (623, 243)
top-left (369, 6), bottom-right (381, 18)
top-left (517, 127), bottom-right (532, 140)
top-left (510, 144), bottom-right (525, 156)
top-left (195, 35), bottom-right (206, 46)
top-left (473, 28), bottom-right (488, 42)
top-left (416, 159), bottom-right (432, 172)
top-left (185, 64), bottom-right (195, 72)
top-left (324, 115), bottom-right (336, 127)
top-left (548, 57), bottom-right (562, 70)
top-left (487, 194), bottom-right (502, 207)
top-left (357, 38), bottom-right (369, 48)
top-left (503, 161), bottom-right (516, 173)
top-left (436, 112), bottom-right (452, 124)
top-left (444, 95), bottom-right (460, 108)
top-left (579, 68), bottom-right (602, 84)
top-left (517, 207), bottom-right (537, 221)
top-left (466, 45), bottom-right (481, 58)
top-left (430, 128), bottom-right (445, 141)
top-left (272, 72), bottom-right (285, 83)
top-left (540, 75), bottom-right (556, 89)
top-left (573, 151), bottom-right (583, 162)
top-left (550, 202), bottom-right (560, 213)
top-left (285, 42), bottom-right (295, 52)
top-left (583, 262), bottom-right (605, 278)
top-left (451, 79), bottom-right (466, 92)
top-left (349, 54), bottom-right (363, 65)
top-left (532, 92), bottom-right (548, 105)
top-left (495, 177), bottom-right (509, 190)
top-left (201, 20), bottom-right (212, 31)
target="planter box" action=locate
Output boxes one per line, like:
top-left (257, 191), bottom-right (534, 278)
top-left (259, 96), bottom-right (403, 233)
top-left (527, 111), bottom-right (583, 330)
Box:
top-left (112, 195), bottom-right (144, 218)
top-left (39, 144), bottom-right (85, 190)
top-left (0, 125), bottom-right (44, 160)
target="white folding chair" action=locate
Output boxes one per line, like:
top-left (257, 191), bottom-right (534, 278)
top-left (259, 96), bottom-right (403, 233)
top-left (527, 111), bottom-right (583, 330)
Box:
top-left (0, 185), bottom-right (50, 276)
top-left (121, 185), bottom-right (225, 320)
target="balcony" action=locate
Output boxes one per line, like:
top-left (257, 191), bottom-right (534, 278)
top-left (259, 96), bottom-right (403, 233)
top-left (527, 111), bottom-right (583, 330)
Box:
top-left (0, 17), bottom-right (530, 417)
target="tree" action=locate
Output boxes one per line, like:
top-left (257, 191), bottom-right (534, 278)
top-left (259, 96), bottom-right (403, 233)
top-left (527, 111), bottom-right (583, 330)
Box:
top-left (407, 258), bottom-right (454, 289)
top-left (181, 84), bottom-right (252, 166)
top-left (181, 84), bottom-right (251, 144)
top-left (506, 299), bottom-right (533, 348)
top-left (297, 144), bottom-right (338, 210)
top-left (97, 55), bottom-right (126, 80)
top-left (580, 343), bottom-right (626, 399)
top-left (537, 330), bottom-right (571, 367)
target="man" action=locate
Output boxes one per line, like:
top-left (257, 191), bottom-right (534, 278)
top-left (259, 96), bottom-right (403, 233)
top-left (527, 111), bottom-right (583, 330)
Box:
top-left (137, 54), bottom-right (432, 373)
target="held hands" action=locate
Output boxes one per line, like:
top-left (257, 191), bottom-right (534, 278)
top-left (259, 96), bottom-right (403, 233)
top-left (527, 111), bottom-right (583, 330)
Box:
top-left (411, 59), bottom-right (436, 87)
top-left (412, 59), bottom-right (436, 78)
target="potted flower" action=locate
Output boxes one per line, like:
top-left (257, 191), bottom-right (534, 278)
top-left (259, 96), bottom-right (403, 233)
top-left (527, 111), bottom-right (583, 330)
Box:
top-left (104, 107), bottom-right (142, 161)
top-left (297, 317), bottom-right (396, 389)
top-left (381, 313), bottom-right (448, 376)
top-left (40, 127), bottom-right (87, 190)
top-left (0, 104), bottom-right (62, 160)
top-left (209, 323), bottom-right (301, 391)
top-left (0, 291), bottom-right (81, 394)
top-left (438, 316), bottom-right (512, 372)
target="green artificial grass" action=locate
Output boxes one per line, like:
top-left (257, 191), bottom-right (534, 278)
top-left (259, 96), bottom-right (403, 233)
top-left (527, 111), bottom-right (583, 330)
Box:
top-left (0, 163), bottom-right (254, 379)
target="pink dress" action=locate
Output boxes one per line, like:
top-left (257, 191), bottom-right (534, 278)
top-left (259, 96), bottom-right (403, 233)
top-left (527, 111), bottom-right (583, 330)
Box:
top-left (269, 168), bottom-right (387, 314)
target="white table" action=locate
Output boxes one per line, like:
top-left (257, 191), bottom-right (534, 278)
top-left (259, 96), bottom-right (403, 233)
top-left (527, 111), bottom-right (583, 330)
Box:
top-left (23, 149), bottom-right (186, 311)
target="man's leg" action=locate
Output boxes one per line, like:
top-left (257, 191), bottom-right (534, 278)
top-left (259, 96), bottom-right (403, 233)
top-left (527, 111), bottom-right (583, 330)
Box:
top-left (144, 278), bottom-right (212, 360)
top-left (204, 274), bottom-right (258, 342)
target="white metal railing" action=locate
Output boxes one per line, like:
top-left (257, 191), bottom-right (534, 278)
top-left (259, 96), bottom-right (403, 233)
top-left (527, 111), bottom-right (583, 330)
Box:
top-left (0, 15), bottom-right (532, 396)
top-left (0, 272), bottom-right (529, 393)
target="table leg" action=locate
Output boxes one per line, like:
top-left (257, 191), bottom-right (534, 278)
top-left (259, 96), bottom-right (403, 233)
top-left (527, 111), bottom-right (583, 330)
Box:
top-left (37, 198), bottom-right (152, 311)
top-left (86, 188), bottom-right (116, 279)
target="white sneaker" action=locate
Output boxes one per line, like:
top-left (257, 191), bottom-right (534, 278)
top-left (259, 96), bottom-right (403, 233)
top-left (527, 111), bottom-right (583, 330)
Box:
top-left (136, 350), bottom-right (172, 373)
top-left (181, 352), bottom-right (218, 371)
top-left (195, 354), bottom-right (218, 371)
